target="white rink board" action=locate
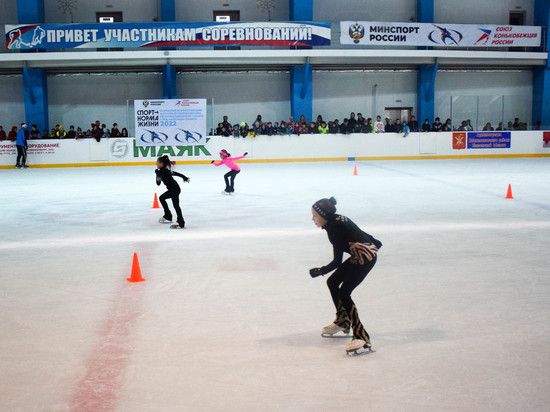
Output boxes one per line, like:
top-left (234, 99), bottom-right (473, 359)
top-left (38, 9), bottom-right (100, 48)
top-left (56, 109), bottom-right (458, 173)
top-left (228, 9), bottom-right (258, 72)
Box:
top-left (0, 131), bottom-right (549, 167)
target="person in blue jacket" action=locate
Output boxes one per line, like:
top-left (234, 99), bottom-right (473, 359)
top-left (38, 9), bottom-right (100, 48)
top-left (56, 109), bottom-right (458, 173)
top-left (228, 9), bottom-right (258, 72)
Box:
top-left (16, 123), bottom-right (28, 168)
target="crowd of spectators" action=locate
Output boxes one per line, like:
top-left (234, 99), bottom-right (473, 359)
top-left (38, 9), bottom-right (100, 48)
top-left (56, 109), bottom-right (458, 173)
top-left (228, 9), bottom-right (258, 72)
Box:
top-left (0, 115), bottom-right (538, 143)
top-left (0, 120), bottom-right (128, 142)
top-left (211, 113), bottom-right (537, 137)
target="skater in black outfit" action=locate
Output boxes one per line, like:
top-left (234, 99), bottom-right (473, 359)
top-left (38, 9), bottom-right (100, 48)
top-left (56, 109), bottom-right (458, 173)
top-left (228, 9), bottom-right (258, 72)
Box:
top-left (155, 155), bottom-right (190, 229)
top-left (310, 197), bottom-right (382, 353)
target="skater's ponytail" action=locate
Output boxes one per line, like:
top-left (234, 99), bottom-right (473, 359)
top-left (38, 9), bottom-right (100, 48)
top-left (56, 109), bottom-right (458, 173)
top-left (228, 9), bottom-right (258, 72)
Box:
top-left (220, 149), bottom-right (231, 158)
top-left (157, 155), bottom-right (172, 170)
top-left (312, 197), bottom-right (337, 218)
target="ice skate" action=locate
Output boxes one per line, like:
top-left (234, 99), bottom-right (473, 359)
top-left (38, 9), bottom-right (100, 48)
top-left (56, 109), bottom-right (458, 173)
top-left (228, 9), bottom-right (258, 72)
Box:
top-left (170, 222), bottom-right (185, 229)
top-left (22, 164), bottom-right (29, 168)
top-left (345, 339), bottom-right (374, 356)
top-left (15, 164), bottom-right (21, 169)
top-left (159, 217), bottom-right (172, 223)
top-left (321, 323), bottom-right (350, 338)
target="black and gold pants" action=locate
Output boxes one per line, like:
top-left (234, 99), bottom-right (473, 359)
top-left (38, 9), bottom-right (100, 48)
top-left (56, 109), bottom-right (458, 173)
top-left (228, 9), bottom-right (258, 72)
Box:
top-left (327, 256), bottom-right (377, 341)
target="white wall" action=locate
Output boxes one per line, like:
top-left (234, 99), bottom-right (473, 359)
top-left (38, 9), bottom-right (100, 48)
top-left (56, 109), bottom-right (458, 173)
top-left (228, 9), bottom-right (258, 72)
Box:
top-left (43, 0), bottom-right (290, 23)
top-left (313, 71), bottom-right (417, 122)
top-left (45, 0), bottom-right (158, 23)
top-left (179, 71), bottom-right (291, 128)
top-left (313, 0), bottom-right (416, 23)
top-left (435, 71), bottom-right (533, 129)
top-left (7, 0), bottom-right (538, 26)
top-left (39, 69), bottom-right (534, 134)
top-left (177, 0), bottom-right (289, 22)
top-left (0, 75), bottom-right (25, 129)
top-left (435, 0), bottom-right (534, 25)
top-left (47, 72), bottom-right (162, 135)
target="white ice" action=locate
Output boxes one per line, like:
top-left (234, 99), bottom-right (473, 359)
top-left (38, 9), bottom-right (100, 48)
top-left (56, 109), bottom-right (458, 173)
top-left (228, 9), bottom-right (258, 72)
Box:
top-left (1, 159), bottom-right (549, 411)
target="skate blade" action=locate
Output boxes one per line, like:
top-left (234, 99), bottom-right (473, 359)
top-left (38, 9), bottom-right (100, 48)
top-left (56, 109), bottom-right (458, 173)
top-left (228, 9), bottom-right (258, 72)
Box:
top-left (321, 332), bottom-right (351, 338)
top-left (346, 347), bottom-right (375, 357)
top-left (169, 225), bottom-right (185, 229)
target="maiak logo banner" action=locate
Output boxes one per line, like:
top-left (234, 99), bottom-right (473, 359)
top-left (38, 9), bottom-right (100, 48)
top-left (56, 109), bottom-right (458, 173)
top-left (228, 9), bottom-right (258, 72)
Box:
top-left (134, 99), bottom-right (207, 147)
top-left (5, 22), bottom-right (331, 49)
top-left (341, 21), bottom-right (541, 47)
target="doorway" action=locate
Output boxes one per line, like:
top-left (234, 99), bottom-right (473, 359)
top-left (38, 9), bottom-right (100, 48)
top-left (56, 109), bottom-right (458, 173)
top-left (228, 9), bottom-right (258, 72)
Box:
top-left (213, 10), bottom-right (240, 50)
top-left (509, 11), bottom-right (525, 51)
top-left (384, 107), bottom-right (412, 124)
top-left (96, 11), bottom-right (123, 51)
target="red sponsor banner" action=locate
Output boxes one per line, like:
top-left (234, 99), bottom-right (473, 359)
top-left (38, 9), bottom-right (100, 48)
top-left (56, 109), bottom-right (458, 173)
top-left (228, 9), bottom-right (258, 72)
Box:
top-left (543, 131), bottom-right (550, 148)
top-left (453, 132), bottom-right (466, 150)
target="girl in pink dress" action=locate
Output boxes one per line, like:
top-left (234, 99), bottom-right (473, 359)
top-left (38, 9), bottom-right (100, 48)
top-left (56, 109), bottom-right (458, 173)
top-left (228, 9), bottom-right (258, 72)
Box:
top-left (211, 149), bottom-right (248, 194)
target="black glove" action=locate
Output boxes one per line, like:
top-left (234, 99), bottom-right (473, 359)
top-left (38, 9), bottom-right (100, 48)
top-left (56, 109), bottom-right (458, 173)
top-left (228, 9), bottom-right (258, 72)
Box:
top-left (183, 176), bottom-right (190, 183)
top-left (155, 169), bottom-right (160, 175)
top-left (244, 152), bottom-right (248, 156)
top-left (211, 160), bottom-right (215, 164)
top-left (309, 268), bottom-right (323, 278)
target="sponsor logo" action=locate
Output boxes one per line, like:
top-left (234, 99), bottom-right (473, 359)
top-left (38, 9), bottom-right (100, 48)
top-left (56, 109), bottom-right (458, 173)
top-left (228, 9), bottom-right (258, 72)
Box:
top-left (139, 129), bottom-right (168, 144)
top-left (348, 23), bottom-right (365, 44)
top-left (111, 139), bottom-right (130, 158)
top-left (8, 25), bottom-right (45, 49)
top-left (142, 100), bottom-right (149, 107)
top-left (428, 25), bottom-right (463, 45)
top-left (174, 129), bottom-right (203, 144)
top-left (475, 29), bottom-right (491, 45)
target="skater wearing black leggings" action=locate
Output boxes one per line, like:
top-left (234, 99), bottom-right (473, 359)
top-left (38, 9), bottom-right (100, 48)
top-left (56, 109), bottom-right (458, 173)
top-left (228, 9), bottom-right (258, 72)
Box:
top-left (310, 197), bottom-right (382, 353)
top-left (155, 155), bottom-right (190, 229)
top-left (211, 149), bottom-right (247, 194)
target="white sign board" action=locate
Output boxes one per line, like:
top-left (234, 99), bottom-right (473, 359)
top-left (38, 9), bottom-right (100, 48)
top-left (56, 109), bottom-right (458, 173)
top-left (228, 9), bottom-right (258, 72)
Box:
top-left (134, 99), bottom-right (207, 147)
top-left (340, 21), bottom-right (541, 47)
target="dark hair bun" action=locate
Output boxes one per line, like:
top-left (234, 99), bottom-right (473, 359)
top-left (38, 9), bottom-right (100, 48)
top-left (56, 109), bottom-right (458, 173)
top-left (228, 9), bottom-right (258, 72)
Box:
top-left (329, 197), bottom-right (337, 205)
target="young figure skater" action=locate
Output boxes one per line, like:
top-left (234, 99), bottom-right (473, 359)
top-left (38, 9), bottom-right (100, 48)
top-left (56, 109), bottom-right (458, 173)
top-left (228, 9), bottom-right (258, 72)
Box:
top-left (310, 197), bottom-right (382, 354)
top-left (211, 149), bottom-right (247, 194)
top-left (155, 155), bottom-right (190, 229)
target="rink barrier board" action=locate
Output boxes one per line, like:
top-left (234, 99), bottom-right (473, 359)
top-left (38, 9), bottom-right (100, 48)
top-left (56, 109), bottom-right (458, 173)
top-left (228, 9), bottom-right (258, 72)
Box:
top-left (1, 152), bottom-right (550, 169)
top-left (1, 132), bottom-right (548, 168)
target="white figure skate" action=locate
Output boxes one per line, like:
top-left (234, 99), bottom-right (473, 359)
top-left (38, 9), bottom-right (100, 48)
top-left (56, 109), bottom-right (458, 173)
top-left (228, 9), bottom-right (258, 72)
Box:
top-left (346, 339), bottom-right (374, 356)
top-left (321, 323), bottom-right (350, 338)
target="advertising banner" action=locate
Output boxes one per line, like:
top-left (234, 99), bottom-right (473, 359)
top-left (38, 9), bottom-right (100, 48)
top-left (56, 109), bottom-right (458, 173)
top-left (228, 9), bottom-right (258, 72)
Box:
top-left (134, 99), bottom-right (207, 147)
top-left (5, 22), bottom-right (330, 49)
top-left (467, 132), bottom-right (511, 149)
top-left (341, 21), bottom-right (541, 47)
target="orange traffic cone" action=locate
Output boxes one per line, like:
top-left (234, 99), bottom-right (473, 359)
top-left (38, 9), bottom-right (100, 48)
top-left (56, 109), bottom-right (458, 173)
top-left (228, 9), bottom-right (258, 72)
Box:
top-left (127, 253), bottom-right (145, 282)
top-left (353, 165), bottom-right (358, 176)
top-left (505, 184), bottom-right (514, 199)
top-left (152, 193), bottom-right (160, 209)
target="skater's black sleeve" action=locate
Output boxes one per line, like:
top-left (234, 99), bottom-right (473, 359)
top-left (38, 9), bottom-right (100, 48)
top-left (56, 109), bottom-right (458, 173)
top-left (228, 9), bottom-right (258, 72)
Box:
top-left (172, 171), bottom-right (190, 182)
top-left (155, 169), bottom-right (162, 186)
top-left (320, 227), bottom-right (345, 274)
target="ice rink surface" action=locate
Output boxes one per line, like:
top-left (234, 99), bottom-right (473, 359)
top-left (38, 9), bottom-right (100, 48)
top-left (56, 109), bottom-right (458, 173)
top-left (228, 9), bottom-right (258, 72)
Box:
top-left (1, 158), bottom-right (549, 411)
